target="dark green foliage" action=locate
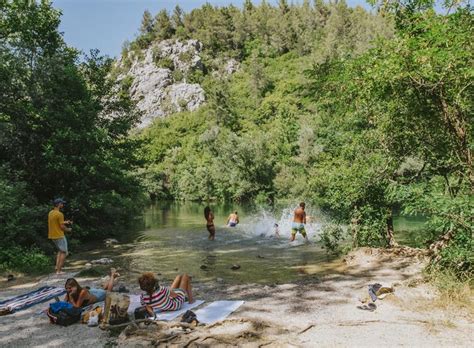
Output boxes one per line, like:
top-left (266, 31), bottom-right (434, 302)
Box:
top-left (319, 224), bottom-right (347, 255)
top-left (0, 0), bottom-right (145, 273)
top-left (0, 246), bottom-right (51, 274)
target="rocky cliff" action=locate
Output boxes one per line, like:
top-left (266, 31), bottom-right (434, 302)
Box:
top-left (118, 39), bottom-right (206, 128)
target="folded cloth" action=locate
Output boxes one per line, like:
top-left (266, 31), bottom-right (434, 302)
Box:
top-left (194, 300), bottom-right (245, 325)
top-left (0, 286), bottom-right (66, 315)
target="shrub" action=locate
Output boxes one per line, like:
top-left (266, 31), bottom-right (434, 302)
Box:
top-left (0, 246), bottom-right (51, 274)
top-left (319, 223), bottom-right (348, 255)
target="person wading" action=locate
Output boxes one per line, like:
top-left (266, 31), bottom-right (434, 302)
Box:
top-left (291, 202), bottom-right (309, 243)
top-left (204, 206), bottom-right (215, 240)
top-left (48, 198), bottom-right (72, 274)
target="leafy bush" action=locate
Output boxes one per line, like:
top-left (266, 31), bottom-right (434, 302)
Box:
top-left (0, 246), bottom-right (51, 274)
top-left (319, 223), bottom-right (348, 255)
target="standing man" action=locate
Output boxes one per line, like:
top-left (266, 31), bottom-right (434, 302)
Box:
top-left (48, 198), bottom-right (72, 274)
top-left (291, 202), bottom-right (309, 242)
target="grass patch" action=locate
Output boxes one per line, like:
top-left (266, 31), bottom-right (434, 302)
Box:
top-left (425, 266), bottom-right (474, 312)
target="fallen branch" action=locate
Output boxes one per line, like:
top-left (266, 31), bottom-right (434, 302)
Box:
top-left (101, 319), bottom-right (156, 330)
top-left (183, 336), bottom-right (200, 348)
top-left (154, 334), bottom-right (179, 344)
top-left (298, 324), bottom-right (315, 334)
top-left (201, 335), bottom-right (234, 345)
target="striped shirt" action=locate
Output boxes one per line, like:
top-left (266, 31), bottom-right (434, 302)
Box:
top-left (140, 286), bottom-right (185, 311)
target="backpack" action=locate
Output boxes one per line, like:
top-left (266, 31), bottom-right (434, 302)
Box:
top-left (101, 292), bottom-right (130, 327)
top-left (47, 302), bottom-right (83, 326)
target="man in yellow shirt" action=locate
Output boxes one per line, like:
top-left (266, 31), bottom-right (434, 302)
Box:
top-left (48, 198), bottom-right (72, 275)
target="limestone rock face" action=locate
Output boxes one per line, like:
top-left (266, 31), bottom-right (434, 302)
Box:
top-left (168, 83), bottom-right (205, 113)
top-left (121, 39), bottom-right (206, 128)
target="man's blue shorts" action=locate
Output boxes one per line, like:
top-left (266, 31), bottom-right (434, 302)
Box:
top-left (52, 237), bottom-right (68, 254)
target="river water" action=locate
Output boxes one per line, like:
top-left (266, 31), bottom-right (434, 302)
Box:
top-left (78, 202), bottom-right (425, 286)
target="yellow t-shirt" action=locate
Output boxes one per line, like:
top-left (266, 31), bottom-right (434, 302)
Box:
top-left (48, 209), bottom-right (64, 239)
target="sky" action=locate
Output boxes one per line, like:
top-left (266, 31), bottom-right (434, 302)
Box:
top-left (53, 0), bottom-right (369, 58)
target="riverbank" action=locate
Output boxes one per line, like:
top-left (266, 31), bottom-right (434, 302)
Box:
top-left (0, 247), bottom-right (472, 347)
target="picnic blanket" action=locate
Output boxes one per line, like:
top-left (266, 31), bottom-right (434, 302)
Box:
top-left (127, 294), bottom-right (204, 321)
top-left (0, 286), bottom-right (66, 315)
top-left (194, 300), bottom-right (244, 324)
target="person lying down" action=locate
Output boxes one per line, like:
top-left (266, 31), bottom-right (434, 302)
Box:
top-left (64, 268), bottom-right (119, 307)
top-left (138, 273), bottom-right (194, 313)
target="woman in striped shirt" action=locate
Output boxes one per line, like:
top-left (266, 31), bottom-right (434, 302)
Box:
top-left (138, 273), bottom-right (194, 312)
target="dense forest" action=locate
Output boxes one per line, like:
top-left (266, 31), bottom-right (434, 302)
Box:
top-left (0, 0), bottom-right (472, 281)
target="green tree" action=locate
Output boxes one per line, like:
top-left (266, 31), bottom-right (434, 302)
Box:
top-left (154, 9), bottom-right (174, 41)
top-left (0, 0), bottom-right (144, 257)
top-left (140, 9), bottom-right (154, 35)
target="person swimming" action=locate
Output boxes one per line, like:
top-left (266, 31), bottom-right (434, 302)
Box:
top-left (226, 211), bottom-right (239, 227)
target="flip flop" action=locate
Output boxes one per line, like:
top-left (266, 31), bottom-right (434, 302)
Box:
top-left (357, 303), bottom-right (377, 312)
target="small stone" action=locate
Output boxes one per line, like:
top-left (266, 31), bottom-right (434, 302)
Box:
top-left (7, 274), bottom-right (14, 281)
top-left (230, 264), bottom-right (240, 270)
top-left (200, 265), bottom-right (208, 270)
top-left (257, 255), bottom-right (265, 259)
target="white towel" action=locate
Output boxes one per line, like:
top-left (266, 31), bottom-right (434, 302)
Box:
top-left (127, 295), bottom-right (205, 321)
top-left (194, 300), bottom-right (244, 324)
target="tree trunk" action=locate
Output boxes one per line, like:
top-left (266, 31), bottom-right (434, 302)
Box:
top-left (439, 95), bottom-right (473, 191)
top-left (429, 229), bottom-right (456, 261)
top-left (386, 208), bottom-right (398, 248)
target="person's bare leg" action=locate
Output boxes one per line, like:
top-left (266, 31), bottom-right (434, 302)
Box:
top-left (170, 274), bottom-right (182, 289)
top-left (177, 274), bottom-right (194, 303)
top-left (55, 252), bottom-right (60, 273)
top-left (210, 226), bottom-right (216, 241)
top-left (290, 232), bottom-right (296, 242)
top-left (56, 252), bottom-right (66, 274)
top-left (103, 268), bottom-right (119, 291)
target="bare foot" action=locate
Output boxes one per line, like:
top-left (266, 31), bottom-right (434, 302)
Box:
top-left (188, 299), bottom-right (195, 304)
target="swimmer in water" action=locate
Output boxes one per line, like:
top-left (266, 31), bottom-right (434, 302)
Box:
top-left (226, 211), bottom-right (239, 227)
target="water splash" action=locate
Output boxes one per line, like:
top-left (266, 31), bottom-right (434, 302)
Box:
top-left (237, 204), bottom-right (325, 240)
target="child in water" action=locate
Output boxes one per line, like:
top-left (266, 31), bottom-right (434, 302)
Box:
top-left (273, 223), bottom-right (280, 238)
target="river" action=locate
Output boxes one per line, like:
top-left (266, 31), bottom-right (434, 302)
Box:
top-left (72, 202), bottom-right (426, 286)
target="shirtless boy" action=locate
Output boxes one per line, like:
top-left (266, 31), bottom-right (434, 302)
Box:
top-left (291, 202), bottom-right (309, 242)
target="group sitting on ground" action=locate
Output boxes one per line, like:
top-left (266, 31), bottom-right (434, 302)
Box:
top-left (64, 269), bottom-right (194, 314)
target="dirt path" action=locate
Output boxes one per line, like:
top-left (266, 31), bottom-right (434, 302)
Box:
top-left (0, 248), bottom-right (472, 347)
